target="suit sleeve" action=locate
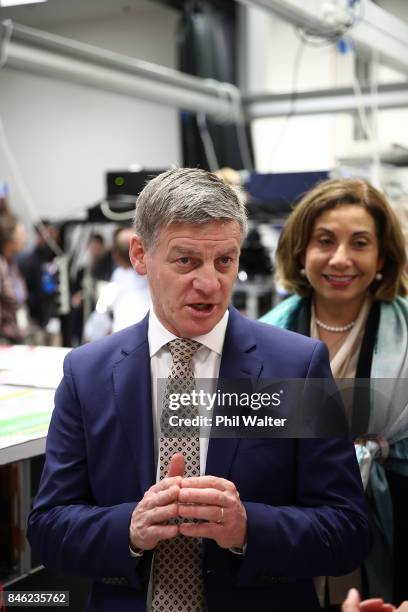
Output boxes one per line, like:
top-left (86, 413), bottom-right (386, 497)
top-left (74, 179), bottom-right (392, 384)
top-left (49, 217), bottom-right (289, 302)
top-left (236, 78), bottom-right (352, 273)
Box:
top-left (236, 341), bottom-right (371, 586)
top-left (26, 354), bottom-right (152, 589)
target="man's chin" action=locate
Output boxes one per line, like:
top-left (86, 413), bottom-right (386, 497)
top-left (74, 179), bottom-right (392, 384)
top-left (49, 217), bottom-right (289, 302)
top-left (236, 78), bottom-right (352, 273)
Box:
top-left (177, 313), bottom-right (222, 338)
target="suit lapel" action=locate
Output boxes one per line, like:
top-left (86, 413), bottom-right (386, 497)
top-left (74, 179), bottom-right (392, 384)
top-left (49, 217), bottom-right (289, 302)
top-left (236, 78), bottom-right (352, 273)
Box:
top-left (112, 317), bottom-right (155, 497)
top-left (206, 307), bottom-right (263, 480)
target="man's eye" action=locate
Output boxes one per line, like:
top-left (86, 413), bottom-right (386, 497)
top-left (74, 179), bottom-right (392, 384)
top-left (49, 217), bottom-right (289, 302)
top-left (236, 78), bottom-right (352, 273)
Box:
top-left (219, 256), bottom-right (232, 265)
top-left (178, 257), bottom-right (190, 265)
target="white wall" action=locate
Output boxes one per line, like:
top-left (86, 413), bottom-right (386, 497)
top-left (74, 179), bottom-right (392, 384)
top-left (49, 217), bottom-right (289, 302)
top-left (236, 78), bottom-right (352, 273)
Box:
top-left (0, 6), bottom-right (180, 221)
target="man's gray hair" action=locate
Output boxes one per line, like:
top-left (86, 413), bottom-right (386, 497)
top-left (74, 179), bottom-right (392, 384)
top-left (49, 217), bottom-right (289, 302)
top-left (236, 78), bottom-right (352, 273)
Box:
top-left (133, 167), bottom-right (248, 248)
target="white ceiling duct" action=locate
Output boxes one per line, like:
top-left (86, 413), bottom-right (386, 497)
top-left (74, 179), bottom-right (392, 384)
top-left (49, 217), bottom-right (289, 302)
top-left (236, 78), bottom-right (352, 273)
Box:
top-left (0, 20), bottom-right (243, 124)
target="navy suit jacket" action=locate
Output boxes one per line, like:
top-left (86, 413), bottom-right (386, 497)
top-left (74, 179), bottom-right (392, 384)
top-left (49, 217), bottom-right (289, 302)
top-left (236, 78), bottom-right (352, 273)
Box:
top-left (27, 306), bottom-right (370, 611)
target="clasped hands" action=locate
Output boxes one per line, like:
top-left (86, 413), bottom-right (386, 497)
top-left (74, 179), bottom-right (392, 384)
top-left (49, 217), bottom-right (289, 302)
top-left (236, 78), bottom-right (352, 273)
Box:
top-left (129, 453), bottom-right (247, 552)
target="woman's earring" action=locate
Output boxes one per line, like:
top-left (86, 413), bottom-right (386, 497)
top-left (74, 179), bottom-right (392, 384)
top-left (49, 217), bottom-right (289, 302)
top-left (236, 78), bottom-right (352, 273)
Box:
top-left (300, 268), bottom-right (306, 277)
top-left (375, 272), bottom-right (383, 281)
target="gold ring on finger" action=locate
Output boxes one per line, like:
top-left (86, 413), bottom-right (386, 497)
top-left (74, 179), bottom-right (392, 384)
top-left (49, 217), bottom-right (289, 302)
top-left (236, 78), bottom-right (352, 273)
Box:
top-left (216, 507), bottom-right (224, 524)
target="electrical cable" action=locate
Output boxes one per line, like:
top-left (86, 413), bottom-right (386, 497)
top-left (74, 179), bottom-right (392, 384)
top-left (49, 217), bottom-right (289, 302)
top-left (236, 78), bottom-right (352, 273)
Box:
top-left (0, 19), bottom-right (12, 69)
top-left (350, 61), bottom-right (373, 141)
top-left (99, 201), bottom-right (135, 221)
top-left (0, 112), bottom-right (63, 256)
top-left (196, 112), bottom-right (220, 172)
top-left (267, 38), bottom-right (305, 170)
top-left (287, 0), bottom-right (376, 186)
top-left (340, 35), bottom-right (385, 192)
top-left (197, 78), bottom-right (253, 172)
top-left (369, 47), bottom-right (381, 188)
top-left (1, 26), bottom-right (129, 252)
top-left (216, 81), bottom-right (254, 170)
top-left (235, 119), bottom-right (254, 171)
top-left (0, 20), bottom-right (62, 256)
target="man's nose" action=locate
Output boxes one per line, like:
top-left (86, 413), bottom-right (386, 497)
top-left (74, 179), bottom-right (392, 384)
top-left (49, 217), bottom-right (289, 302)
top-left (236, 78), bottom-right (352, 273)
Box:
top-left (329, 244), bottom-right (352, 267)
top-left (192, 267), bottom-right (220, 294)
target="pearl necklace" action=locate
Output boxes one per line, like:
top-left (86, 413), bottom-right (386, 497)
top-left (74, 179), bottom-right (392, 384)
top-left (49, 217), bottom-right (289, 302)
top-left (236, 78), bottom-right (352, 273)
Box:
top-left (315, 318), bottom-right (356, 333)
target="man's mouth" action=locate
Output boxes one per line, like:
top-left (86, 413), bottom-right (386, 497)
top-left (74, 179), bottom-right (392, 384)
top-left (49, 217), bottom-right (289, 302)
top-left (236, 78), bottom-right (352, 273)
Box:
top-left (188, 303), bottom-right (215, 313)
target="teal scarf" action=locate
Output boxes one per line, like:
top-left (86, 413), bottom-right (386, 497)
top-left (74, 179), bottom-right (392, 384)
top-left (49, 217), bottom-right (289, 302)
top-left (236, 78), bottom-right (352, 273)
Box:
top-left (261, 295), bottom-right (408, 600)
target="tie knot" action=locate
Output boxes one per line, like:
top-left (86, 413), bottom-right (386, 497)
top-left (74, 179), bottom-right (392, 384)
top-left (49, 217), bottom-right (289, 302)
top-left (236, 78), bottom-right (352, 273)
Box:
top-left (167, 338), bottom-right (201, 363)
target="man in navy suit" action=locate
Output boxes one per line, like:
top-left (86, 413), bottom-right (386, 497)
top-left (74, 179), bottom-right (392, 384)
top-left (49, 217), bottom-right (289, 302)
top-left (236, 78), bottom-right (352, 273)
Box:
top-left (27, 168), bottom-right (370, 611)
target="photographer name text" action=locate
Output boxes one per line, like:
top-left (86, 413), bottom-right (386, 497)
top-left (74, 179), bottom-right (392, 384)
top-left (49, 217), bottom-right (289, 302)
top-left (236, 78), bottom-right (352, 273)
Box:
top-left (168, 415), bottom-right (287, 428)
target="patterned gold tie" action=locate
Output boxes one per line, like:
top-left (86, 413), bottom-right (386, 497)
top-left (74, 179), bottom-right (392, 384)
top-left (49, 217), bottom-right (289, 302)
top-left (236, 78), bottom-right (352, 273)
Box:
top-left (151, 338), bottom-right (206, 612)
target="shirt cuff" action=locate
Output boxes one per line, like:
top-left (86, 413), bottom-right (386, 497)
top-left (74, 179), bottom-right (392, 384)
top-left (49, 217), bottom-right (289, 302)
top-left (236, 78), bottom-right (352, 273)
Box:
top-left (129, 545), bottom-right (145, 558)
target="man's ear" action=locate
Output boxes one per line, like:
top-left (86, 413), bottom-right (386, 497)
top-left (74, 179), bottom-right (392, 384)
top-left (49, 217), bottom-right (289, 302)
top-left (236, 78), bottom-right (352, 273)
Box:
top-left (130, 235), bottom-right (147, 276)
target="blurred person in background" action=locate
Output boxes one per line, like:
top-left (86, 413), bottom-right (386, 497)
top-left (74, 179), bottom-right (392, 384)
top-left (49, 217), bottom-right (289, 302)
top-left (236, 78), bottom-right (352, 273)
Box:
top-left (70, 232), bottom-right (115, 345)
top-left (0, 213), bottom-right (28, 343)
top-left (261, 178), bottom-right (408, 608)
top-left (71, 232), bottom-right (115, 311)
top-left (19, 221), bottom-right (61, 338)
top-left (110, 226), bottom-right (150, 332)
top-left (86, 232), bottom-right (115, 283)
top-left (83, 227), bottom-right (150, 341)
top-left (0, 181), bottom-right (11, 215)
